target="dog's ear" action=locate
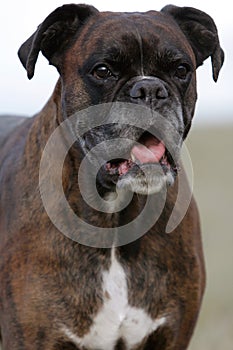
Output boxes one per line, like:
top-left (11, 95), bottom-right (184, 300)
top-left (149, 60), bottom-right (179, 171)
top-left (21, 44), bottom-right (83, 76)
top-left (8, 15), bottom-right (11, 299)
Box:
top-left (18, 4), bottom-right (99, 79)
top-left (161, 5), bottom-right (224, 82)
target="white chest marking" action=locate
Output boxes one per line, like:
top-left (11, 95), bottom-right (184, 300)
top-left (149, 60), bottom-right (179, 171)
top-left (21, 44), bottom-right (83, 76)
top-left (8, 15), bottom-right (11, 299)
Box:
top-left (62, 249), bottom-right (166, 350)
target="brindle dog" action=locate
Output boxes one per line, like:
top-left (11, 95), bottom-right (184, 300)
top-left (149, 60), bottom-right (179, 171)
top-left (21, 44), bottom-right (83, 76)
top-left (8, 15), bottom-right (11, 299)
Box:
top-left (0, 4), bottom-right (224, 350)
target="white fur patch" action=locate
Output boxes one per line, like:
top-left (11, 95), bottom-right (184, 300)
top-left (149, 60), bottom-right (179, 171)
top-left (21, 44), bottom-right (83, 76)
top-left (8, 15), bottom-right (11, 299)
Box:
top-left (61, 249), bottom-right (166, 349)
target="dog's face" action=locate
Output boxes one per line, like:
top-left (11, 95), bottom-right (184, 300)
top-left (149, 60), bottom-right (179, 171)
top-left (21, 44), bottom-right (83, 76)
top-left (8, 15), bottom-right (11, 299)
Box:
top-left (18, 4), bottom-right (224, 195)
top-left (65, 12), bottom-right (196, 194)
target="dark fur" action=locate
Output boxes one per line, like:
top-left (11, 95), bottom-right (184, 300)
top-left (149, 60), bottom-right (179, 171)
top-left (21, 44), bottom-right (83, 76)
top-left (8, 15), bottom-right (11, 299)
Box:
top-left (0, 4), bottom-right (223, 349)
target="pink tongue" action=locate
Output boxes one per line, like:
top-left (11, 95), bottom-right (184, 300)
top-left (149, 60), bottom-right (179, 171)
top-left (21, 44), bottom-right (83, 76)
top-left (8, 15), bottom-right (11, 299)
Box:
top-left (131, 136), bottom-right (165, 164)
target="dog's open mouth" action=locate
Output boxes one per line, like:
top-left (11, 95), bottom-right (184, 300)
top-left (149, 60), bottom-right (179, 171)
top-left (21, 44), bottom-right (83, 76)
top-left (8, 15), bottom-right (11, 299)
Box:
top-left (105, 131), bottom-right (175, 177)
top-left (82, 128), bottom-right (179, 194)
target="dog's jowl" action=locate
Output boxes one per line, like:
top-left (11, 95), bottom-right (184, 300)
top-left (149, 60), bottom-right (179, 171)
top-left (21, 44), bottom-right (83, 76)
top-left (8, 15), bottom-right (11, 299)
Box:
top-left (0, 4), bottom-right (224, 350)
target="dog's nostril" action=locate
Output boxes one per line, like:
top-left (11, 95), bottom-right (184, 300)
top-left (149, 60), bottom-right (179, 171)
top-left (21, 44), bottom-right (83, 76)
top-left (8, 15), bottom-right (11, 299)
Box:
top-left (156, 85), bottom-right (169, 99)
top-left (130, 79), bottom-right (168, 101)
top-left (130, 85), bottom-right (146, 99)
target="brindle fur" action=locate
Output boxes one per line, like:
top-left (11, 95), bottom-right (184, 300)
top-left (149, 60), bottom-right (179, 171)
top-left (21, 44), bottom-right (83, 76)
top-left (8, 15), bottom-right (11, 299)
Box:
top-left (0, 4), bottom-right (224, 350)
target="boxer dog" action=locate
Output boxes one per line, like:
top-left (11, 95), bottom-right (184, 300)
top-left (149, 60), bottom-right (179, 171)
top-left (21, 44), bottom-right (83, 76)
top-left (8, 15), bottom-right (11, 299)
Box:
top-left (0, 4), bottom-right (224, 350)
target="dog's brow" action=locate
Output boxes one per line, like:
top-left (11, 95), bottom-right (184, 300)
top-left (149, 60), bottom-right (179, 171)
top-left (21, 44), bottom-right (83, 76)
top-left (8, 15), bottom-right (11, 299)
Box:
top-left (157, 49), bottom-right (194, 68)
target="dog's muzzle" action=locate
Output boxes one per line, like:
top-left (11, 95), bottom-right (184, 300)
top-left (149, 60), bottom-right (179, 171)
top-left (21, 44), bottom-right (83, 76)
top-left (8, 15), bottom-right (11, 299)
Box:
top-left (81, 123), bottom-right (180, 195)
top-left (75, 78), bottom-right (182, 195)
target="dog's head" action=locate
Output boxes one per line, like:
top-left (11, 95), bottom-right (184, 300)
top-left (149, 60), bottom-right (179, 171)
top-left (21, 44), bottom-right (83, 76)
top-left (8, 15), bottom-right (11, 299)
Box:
top-left (18, 4), bottom-right (224, 195)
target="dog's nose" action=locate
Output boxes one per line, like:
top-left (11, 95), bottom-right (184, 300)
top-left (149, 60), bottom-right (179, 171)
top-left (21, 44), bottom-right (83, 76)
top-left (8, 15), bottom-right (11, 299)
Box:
top-left (130, 78), bottom-right (168, 102)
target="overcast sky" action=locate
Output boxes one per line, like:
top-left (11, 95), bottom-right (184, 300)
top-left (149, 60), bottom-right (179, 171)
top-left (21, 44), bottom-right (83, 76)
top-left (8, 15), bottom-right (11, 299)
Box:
top-left (0, 0), bottom-right (232, 125)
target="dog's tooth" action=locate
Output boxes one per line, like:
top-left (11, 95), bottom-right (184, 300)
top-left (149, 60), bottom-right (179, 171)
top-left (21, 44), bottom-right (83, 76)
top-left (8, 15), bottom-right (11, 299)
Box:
top-left (130, 152), bottom-right (142, 165)
top-left (131, 152), bottom-right (136, 162)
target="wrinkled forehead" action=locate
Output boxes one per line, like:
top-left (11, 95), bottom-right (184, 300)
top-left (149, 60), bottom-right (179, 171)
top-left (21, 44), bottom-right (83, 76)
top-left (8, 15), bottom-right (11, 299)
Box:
top-left (69, 11), bottom-right (195, 65)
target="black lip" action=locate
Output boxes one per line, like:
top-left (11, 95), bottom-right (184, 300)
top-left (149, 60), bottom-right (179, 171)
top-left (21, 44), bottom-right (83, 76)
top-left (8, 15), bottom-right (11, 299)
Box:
top-left (96, 156), bottom-right (178, 192)
top-left (104, 157), bottom-right (178, 180)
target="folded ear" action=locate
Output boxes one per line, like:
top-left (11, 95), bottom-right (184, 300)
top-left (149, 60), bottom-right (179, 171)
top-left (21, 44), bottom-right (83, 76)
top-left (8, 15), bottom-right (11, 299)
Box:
top-left (161, 5), bottom-right (224, 82)
top-left (18, 4), bottom-right (99, 79)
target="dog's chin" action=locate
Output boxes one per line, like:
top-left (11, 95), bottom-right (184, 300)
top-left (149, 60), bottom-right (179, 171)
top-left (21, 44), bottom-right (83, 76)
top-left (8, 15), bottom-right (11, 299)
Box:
top-left (116, 163), bottom-right (175, 195)
top-left (96, 162), bottom-right (177, 196)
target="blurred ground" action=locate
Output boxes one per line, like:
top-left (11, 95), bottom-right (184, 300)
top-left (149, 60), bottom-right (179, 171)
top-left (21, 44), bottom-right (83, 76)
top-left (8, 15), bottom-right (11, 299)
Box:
top-left (186, 124), bottom-right (233, 350)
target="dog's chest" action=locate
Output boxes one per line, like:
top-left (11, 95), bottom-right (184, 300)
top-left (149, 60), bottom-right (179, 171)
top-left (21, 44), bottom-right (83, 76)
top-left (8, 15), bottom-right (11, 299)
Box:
top-left (62, 250), bottom-right (166, 350)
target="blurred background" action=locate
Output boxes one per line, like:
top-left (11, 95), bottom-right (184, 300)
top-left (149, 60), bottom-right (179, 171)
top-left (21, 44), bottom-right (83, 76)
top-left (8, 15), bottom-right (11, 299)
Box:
top-left (0, 1), bottom-right (232, 349)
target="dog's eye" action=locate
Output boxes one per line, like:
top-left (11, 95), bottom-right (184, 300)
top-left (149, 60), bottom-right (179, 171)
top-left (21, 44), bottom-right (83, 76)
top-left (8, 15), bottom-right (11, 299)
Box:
top-left (174, 65), bottom-right (189, 80)
top-left (92, 65), bottom-right (114, 80)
